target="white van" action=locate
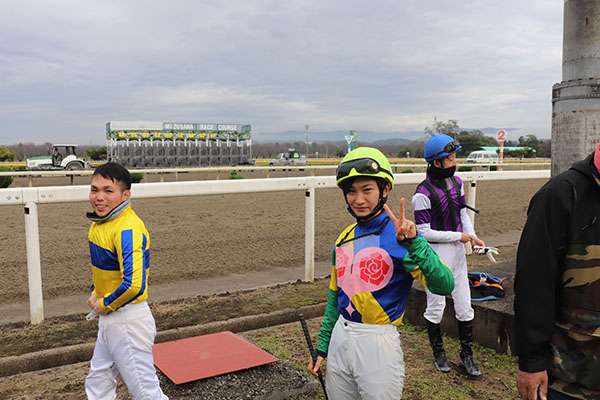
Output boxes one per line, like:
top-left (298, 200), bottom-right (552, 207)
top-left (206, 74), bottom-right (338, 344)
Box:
top-left (466, 150), bottom-right (499, 164)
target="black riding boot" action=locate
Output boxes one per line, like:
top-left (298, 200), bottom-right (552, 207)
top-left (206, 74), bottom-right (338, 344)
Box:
top-left (458, 320), bottom-right (481, 376)
top-left (426, 320), bottom-right (450, 372)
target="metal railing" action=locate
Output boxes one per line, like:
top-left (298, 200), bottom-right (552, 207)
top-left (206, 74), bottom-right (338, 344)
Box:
top-left (0, 169), bottom-right (550, 324)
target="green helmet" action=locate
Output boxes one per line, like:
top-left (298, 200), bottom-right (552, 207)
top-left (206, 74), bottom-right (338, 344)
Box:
top-left (336, 147), bottom-right (394, 189)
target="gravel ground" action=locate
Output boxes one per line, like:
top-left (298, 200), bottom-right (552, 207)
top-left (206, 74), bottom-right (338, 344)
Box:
top-left (157, 362), bottom-right (318, 400)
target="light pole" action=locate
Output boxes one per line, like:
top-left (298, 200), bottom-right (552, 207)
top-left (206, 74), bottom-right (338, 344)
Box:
top-left (304, 124), bottom-right (310, 157)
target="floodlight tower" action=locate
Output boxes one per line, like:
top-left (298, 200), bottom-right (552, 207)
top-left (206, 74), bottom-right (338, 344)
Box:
top-left (552, 0), bottom-right (600, 175)
top-left (304, 124), bottom-right (310, 157)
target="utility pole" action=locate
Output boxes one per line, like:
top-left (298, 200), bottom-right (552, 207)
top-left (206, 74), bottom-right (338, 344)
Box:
top-left (552, 0), bottom-right (600, 175)
top-left (304, 124), bottom-right (310, 157)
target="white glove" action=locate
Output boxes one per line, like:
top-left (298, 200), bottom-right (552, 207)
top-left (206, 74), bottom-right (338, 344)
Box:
top-left (472, 245), bottom-right (499, 263)
top-left (86, 310), bottom-right (98, 320)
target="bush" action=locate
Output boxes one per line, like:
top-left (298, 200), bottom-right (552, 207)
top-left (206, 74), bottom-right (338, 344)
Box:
top-left (130, 173), bottom-right (144, 183)
top-left (458, 166), bottom-right (473, 172)
top-left (0, 146), bottom-right (13, 161)
top-left (401, 169), bottom-right (414, 174)
top-left (0, 166), bottom-right (14, 188)
top-left (87, 146), bottom-right (107, 161)
top-left (229, 171), bottom-right (244, 179)
top-left (490, 165), bottom-right (498, 171)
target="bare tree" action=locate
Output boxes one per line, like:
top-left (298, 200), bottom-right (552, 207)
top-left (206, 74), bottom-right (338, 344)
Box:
top-left (424, 119), bottom-right (460, 138)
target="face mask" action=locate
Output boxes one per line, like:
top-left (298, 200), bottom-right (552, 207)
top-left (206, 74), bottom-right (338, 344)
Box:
top-left (427, 163), bottom-right (456, 180)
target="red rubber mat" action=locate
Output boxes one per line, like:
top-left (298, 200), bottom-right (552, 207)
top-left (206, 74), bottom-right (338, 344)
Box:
top-left (153, 331), bottom-right (280, 384)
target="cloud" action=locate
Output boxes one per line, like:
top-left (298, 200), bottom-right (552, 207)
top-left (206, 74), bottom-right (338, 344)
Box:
top-left (0, 0), bottom-right (562, 144)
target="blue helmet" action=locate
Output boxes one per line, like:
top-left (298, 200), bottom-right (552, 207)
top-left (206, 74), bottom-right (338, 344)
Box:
top-left (424, 134), bottom-right (461, 162)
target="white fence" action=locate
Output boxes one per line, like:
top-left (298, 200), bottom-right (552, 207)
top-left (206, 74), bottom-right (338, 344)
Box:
top-left (0, 161), bottom-right (550, 186)
top-left (0, 169), bottom-right (550, 324)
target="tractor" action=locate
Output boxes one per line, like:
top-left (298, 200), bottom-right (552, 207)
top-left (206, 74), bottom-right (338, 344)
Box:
top-left (26, 144), bottom-right (87, 170)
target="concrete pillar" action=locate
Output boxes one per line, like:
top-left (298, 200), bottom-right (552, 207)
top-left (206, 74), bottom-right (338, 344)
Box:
top-left (552, 0), bottom-right (600, 175)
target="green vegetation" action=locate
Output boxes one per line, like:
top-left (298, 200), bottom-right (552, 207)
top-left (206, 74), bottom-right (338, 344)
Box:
top-left (0, 146), bottom-right (13, 161)
top-left (1, 275), bottom-right (520, 399)
top-left (229, 170), bottom-right (244, 179)
top-left (244, 316), bottom-right (519, 400)
top-left (86, 146), bottom-right (107, 161)
top-left (397, 322), bottom-right (519, 400)
top-left (0, 166), bottom-right (14, 188)
top-left (130, 173), bottom-right (144, 183)
top-left (254, 334), bottom-right (297, 368)
top-left (421, 119), bottom-right (550, 159)
top-left (455, 130), bottom-right (499, 157)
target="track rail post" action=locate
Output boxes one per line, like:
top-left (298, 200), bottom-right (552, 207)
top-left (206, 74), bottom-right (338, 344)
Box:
top-left (24, 202), bottom-right (44, 324)
top-left (304, 185), bottom-right (316, 282)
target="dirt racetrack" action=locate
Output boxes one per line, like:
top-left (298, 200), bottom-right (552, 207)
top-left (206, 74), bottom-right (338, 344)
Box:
top-left (0, 175), bottom-right (547, 305)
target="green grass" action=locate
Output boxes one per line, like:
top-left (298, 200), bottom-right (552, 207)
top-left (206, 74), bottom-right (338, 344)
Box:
top-left (0, 279), bottom-right (520, 400)
top-left (254, 334), bottom-right (298, 369)
top-left (242, 319), bottom-right (519, 400)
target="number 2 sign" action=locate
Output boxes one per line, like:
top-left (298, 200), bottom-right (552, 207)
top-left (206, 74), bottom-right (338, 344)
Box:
top-left (497, 130), bottom-right (506, 142)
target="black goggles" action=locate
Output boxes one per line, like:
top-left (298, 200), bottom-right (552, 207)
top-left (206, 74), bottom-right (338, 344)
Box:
top-left (431, 140), bottom-right (460, 159)
top-left (336, 157), bottom-right (391, 181)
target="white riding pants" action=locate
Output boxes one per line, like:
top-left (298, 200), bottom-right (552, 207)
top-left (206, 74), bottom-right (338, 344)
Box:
top-left (85, 301), bottom-right (168, 400)
top-left (424, 241), bottom-right (474, 324)
top-left (326, 316), bottom-right (405, 400)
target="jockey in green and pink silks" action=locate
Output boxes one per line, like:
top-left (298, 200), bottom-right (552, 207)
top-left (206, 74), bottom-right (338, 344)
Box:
top-left (307, 147), bottom-right (455, 399)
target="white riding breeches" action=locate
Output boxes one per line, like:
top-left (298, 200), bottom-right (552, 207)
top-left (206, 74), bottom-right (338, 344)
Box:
top-left (423, 241), bottom-right (474, 324)
top-left (326, 316), bottom-right (405, 399)
top-left (85, 301), bottom-right (168, 400)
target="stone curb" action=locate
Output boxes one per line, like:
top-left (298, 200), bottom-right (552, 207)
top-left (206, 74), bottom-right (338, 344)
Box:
top-left (0, 303), bottom-right (326, 379)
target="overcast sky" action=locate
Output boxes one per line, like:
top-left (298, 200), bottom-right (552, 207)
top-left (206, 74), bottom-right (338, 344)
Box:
top-left (1, 1), bottom-right (563, 145)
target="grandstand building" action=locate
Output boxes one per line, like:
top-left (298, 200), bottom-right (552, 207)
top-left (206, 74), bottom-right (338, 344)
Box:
top-left (106, 121), bottom-right (252, 166)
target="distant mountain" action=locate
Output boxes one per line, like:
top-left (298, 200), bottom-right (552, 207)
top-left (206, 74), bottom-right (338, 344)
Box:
top-left (252, 130), bottom-right (425, 144)
top-left (466, 127), bottom-right (520, 135)
top-left (367, 138), bottom-right (414, 146)
top-left (251, 127), bottom-right (527, 144)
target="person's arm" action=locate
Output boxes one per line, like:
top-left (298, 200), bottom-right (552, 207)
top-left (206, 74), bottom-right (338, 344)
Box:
top-left (402, 235), bottom-right (455, 295)
top-left (308, 252), bottom-right (340, 377)
top-left (514, 181), bottom-right (570, 398)
top-left (316, 264), bottom-right (339, 358)
top-left (100, 228), bottom-right (148, 312)
top-left (308, 286), bottom-right (338, 378)
top-left (412, 193), bottom-right (462, 243)
top-left (385, 198), bottom-right (455, 295)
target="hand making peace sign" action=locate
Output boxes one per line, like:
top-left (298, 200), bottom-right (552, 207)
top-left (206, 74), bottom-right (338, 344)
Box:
top-left (383, 198), bottom-right (417, 242)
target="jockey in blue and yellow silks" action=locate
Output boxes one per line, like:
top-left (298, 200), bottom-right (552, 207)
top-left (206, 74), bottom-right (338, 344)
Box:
top-left (85, 162), bottom-right (167, 399)
top-left (88, 204), bottom-right (150, 312)
top-left (307, 147), bottom-right (454, 399)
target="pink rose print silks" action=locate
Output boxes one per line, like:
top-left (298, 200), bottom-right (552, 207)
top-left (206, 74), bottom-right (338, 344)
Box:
top-left (335, 244), bottom-right (394, 315)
